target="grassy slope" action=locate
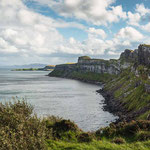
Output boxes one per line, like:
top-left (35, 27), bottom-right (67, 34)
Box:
top-left (50, 70), bottom-right (116, 83)
top-left (104, 66), bottom-right (150, 119)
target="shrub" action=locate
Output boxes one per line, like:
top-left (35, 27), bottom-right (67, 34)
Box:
top-left (97, 120), bottom-right (150, 139)
top-left (50, 119), bottom-right (79, 139)
top-left (136, 131), bottom-right (150, 141)
top-left (112, 137), bottom-right (126, 144)
top-left (0, 100), bottom-right (46, 150)
top-left (52, 119), bottom-right (78, 132)
top-left (122, 121), bottom-right (140, 135)
top-left (77, 133), bottom-right (93, 142)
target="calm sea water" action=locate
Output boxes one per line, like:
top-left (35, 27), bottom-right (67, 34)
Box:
top-left (0, 69), bottom-right (118, 131)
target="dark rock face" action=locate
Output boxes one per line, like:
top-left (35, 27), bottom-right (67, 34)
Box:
top-left (145, 84), bottom-right (150, 94)
top-left (119, 44), bottom-right (150, 67)
top-left (138, 45), bottom-right (150, 66)
top-left (119, 49), bottom-right (138, 63)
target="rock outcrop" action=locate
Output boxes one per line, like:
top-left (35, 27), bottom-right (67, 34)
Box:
top-left (119, 49), bottom-right (138, 63)
top-left (77, 56), bottom-right (120, 75)
top-left (119, 44), bottom-right (150, 67)
top-left (138, 44), bottom-right (150, 66)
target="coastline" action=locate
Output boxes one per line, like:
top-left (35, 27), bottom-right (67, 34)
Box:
top-left (49, 68), bottom-right (150, 123)
top-left (96, 88), bottom-right (128, 123)
top-left (49, 74), bottom-right (123, 123)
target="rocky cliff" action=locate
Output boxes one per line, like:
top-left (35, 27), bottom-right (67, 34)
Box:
top-left (138, 44), bottom-right (150, 66)
top-left (49, 44), bottom-right (150, 79)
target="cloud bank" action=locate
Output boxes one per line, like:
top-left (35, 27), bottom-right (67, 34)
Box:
top-left (0, 0), bottom-right (149, 65)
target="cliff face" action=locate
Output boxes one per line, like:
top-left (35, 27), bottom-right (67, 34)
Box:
top-left (138, 45), bottom-right (150, 66)
top-left (49, 44), bottom-right (150, 78)
top-left (119, 44), bottom-right (150, 66)
top-left (50, 57), bottom-right (120, 77)
top-left (119, 49), bottom-right (138, 63)
top-left (77, 57), bottom-right (120, 75)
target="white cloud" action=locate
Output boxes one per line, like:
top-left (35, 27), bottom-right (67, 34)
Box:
top-left (0, 0), bottom-right (127, 61)
top-left (115, 27), bottom-right (144, 42)
top-left (0, 0), bottom-right (84, 57)
top-left (127, 4), bottom-right (150, 26)
top-left (0, 0), bottom-right (149, 65)
top-left (136, 3), bottom-right (150, 16)
top-left (142, 22), bottom-right (150, 32)
top-left (88, 28), bottom-right (107, 39)
top-left (107, 51), bottom-right (120, 55)
top-left (127, 12), bottom-right (141, 26)
top-left (38, 0), bottom-right (127, 26)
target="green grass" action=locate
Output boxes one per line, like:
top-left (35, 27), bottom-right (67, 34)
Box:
top-left (50, 70), bottom-right (116, 83)
top-left (47, 140), bottom-right (150, 150)
top-left (70, 71), bottom-right (115, 83)
top-left (104, 66), bottom-right (150, 119)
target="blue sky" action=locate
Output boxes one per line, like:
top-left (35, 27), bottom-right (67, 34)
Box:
top-left (0, 0), bottom-right (150, 65)
top-left (24, 0), bottom-right (150, 41)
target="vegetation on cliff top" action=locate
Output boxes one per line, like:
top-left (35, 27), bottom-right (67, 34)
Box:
top-left (141, 44), bottom-right (150, 48)
top-left (78, 56), bottom-right (91, 60)
top-left (1, 100), bottom-right (150, 150)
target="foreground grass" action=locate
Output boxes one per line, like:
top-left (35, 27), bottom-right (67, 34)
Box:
top-left (47, 140), bottom-right (150, 150)
top-left (0, 100), bottom-right (150, 150)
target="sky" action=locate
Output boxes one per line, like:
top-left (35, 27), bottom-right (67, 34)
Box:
top-left (0, 0), bottom-right (150, 65)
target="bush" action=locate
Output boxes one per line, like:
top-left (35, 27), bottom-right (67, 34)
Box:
top-left (52, 119), bottom-right (78, 132)
top-left (122, 121), bottom-right (140, 135)
top-left (136, 131), bottom-right (150, 141)
top-left (0, 100), bottom-right (46, 150)
top-left (97, 120), bottom-right (150, 139)
top-left (77, 133), bottom-right (93, 142)
top-left (112, 137), bottom-right (125, 144)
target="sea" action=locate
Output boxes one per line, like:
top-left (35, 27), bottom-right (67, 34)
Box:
top-left (0, 69), bottom-right (118, 131)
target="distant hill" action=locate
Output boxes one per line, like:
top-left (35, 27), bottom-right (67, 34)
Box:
top-left (0, 63), bottom-right (48, 69)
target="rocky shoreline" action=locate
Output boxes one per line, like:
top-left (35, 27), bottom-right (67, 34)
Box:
top-left (96, 88), bottom-right (129, 123)
top-left (97, 88), bottom-right (150, 123)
